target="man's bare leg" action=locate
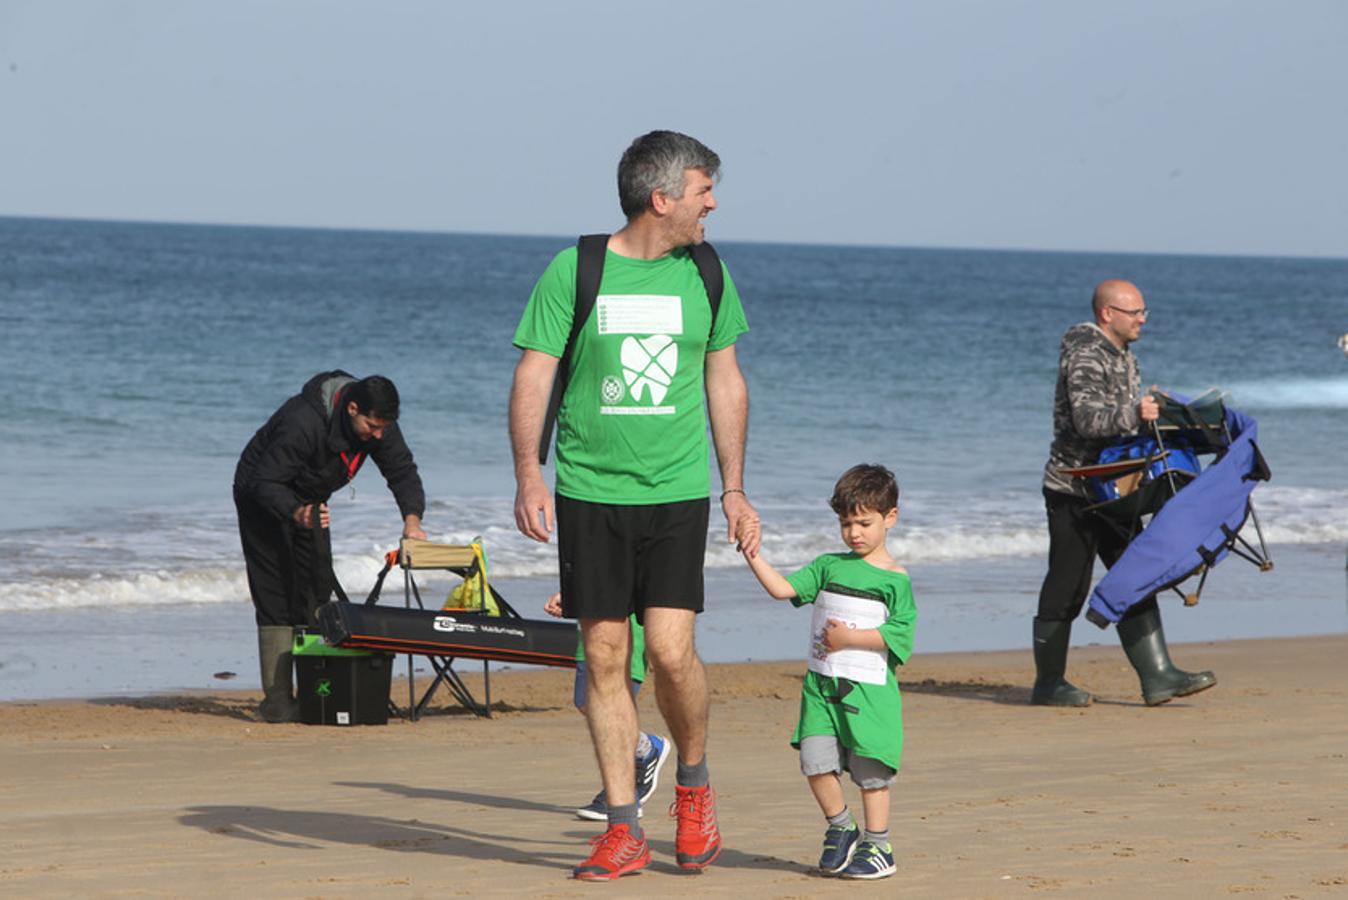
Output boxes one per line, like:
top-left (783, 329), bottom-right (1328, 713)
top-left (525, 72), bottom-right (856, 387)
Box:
top-left (642, 607), bottom-right (708, 766)
top-left (579, 617), bottom-right (638, 807)
top-left (644, 606), bottom-right (721, 868)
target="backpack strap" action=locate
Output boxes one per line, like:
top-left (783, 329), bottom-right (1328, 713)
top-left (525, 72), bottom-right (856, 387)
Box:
top-left (689, 241), bottom-right (724, 326)
top-left (537, 235), bottom-right (724, 465)
top-left (539, 234), bottom-right (609, 464)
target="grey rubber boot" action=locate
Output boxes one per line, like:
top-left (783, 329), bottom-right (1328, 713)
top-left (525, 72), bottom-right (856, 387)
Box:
top-left (256, 625), bottom-right (300, 723)
top-left (1031, 617), bottom-right (1092, 706)
top-left (1117, 602), bottom-right (1216, 706)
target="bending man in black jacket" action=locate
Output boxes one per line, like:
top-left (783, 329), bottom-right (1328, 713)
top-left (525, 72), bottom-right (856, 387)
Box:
top-left (234, 371), bottom-right (426, 722)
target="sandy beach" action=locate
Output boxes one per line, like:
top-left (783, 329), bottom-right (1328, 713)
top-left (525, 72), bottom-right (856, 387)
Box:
top-left (2, 634), bottom-right (1345, 897)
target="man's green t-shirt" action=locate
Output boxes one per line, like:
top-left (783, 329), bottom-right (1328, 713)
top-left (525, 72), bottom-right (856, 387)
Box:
top-left (513, 244), bottom-right (749, 504)
top-left (785, 553), bottom-right (917, 771)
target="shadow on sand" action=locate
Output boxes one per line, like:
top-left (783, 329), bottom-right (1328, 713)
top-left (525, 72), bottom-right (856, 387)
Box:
top-left (180, 781), bottom-right (798, 875)
top-left (90, 694), bottom-right (258, 721)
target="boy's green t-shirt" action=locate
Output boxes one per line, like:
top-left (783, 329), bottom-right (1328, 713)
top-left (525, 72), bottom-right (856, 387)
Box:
top-left (785, 552), bottom-right (917, 771)
top-left (513, 245), bottom-right (749, 504)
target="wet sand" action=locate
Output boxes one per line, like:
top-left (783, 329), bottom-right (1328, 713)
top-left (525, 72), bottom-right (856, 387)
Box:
top-left (2, 634), bottom-right (1345, 897)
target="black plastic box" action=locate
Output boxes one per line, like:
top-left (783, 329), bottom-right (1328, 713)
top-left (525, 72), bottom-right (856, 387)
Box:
top-left (293, 634), bottom-right (393, 726)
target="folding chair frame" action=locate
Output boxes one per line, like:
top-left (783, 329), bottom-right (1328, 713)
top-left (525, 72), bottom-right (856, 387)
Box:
top-left (1086, 392), bottom-right (1273, 608)
top-left (400, 570), bottom-right (522, 720)
top-left (359, 541), bottom-right (523, 720)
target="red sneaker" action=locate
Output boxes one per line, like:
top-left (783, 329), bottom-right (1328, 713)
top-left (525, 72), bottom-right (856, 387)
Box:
top-left (670, 784), bottom-right (722, 869)
top-left (572, 824), bottom-right (651, 881)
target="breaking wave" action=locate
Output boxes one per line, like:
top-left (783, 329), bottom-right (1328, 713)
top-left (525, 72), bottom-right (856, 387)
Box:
top-left (2, 484), bottom-right (1342, 614)
top-left (1224, 376), bottom-right (1348, 410)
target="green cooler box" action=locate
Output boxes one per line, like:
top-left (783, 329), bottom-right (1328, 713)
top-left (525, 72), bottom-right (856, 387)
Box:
top-left (292, 634), bottom-right (394, 726)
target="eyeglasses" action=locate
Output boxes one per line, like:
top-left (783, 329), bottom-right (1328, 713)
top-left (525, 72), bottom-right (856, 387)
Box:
top-left (1108, 305), bottom-right (1149, 319)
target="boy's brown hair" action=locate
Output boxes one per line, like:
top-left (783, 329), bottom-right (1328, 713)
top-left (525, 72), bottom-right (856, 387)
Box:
top-left (829, 464), bottom-right (899, 516)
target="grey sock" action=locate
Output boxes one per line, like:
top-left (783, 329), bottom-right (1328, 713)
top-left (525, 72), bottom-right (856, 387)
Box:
top-left (827, 807), bottom-right (855, 829)
top-left (635, 732), bottom-right (653, 759)
top-left (675, 756), bottom-right (709, 788)
top-left (864, 829), bottom-right (890, 847)
top-left (608, 802), bottom-right (641, 839)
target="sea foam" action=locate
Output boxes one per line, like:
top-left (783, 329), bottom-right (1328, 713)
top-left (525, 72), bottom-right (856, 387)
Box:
top-left (2, 483), bottom-right (1341, 614)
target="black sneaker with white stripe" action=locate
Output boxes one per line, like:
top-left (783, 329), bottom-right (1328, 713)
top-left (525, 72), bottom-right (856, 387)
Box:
top-left (636, 734), bottom-right (671, 806)
top-left (574, 733), bottom-right (670, 821)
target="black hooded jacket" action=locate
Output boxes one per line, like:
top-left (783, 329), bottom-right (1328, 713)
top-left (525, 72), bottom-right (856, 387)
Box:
top-left (233, 370), bottom-right (425, 523)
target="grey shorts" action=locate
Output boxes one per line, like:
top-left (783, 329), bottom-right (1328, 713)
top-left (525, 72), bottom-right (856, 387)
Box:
top-left (799, 734), bottom-right (896, 789)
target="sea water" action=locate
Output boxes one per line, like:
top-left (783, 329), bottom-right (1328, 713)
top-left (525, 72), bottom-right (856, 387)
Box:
top-left (2, 217), bottom-right (1346, 699)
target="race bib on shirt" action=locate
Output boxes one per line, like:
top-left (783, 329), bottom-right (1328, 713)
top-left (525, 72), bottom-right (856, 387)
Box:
top-left (807, 589), bottom-right (888, 686)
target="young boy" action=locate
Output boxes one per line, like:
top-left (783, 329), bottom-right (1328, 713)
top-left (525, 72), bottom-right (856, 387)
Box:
top-left (741, 464), bottom-right (916, 879)
top-left (543, 594), bottom-right (671, 820)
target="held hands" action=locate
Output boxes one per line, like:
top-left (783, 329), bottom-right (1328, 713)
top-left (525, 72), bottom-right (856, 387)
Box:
top-left (737, 518), bottom-right (762, 560)
top-left (1139, 384), bottom-right (1160, 423)
top-left (738, 516), bottom-right (798, 600)
top-left (293, 503), bottom-right (331, 529)
top-left (722, 490), bottom-right (761, 558)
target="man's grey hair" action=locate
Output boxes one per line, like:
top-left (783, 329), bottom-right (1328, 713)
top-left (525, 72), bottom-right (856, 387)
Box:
top-left (617, 130), bottom-right (721, 219)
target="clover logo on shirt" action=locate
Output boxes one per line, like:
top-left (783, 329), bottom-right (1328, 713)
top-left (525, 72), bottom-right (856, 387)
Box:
top-left (620, 335), bottom-right (677, 405)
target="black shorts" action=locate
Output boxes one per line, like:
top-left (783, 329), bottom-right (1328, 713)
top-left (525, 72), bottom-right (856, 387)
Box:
top-left (556, 495), bottom-right (709, 621)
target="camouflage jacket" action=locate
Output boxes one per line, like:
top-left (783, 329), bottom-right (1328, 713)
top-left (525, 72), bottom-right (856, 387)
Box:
top-left (1043, 322), bottom-right (1143, 497)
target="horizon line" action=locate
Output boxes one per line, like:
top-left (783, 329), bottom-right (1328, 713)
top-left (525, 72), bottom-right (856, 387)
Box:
top-left (2, 212), bottom-right (1344, 265)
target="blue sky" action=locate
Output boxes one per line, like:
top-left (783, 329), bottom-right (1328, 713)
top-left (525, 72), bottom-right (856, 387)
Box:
top-left (1, 1), bottom-right (1344, 257)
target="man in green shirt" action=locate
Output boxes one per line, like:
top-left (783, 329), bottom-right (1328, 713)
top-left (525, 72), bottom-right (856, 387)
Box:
top-left (508, 130), bottom-right (759, 881)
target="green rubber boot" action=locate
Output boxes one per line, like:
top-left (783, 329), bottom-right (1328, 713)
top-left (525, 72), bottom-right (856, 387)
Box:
top-left (1031, 617), bottom-right (1092, 706)
top-left (1117, 602), bottom-right (1216, 706)
top-left (256, 625), bottom-right (300, 723)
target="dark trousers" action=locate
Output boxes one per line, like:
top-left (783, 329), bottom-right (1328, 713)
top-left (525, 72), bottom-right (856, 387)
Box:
top-left (1036, 487), bottom-right (1141, 622)
top-left (235, 493), bottom-right (332, 627)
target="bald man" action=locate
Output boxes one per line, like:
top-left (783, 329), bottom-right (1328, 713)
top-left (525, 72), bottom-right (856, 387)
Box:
top-left (1032, 280), bottom-right (1216, 707)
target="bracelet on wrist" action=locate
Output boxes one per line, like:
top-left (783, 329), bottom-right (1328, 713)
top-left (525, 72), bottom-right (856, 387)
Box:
top-left (720, 488), bottom-right (746, 502)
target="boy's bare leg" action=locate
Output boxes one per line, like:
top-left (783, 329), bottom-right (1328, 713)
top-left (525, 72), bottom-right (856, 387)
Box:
top-left (807, 772), bottom-right (847, 818)
top-left (642, 607), bottom-right (708, 764)
top-left (860, 786), bottom-right (890, 833)
top-left (580, 617), bottom-right (637, 806)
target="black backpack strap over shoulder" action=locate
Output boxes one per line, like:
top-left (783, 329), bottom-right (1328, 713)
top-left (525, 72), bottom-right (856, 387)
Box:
top-left (688, 241), bottom-right (724, 326)
top-left (539, 234), bottom-right (609, 464)
top-left (537, 236), bottom-right (725, 465)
